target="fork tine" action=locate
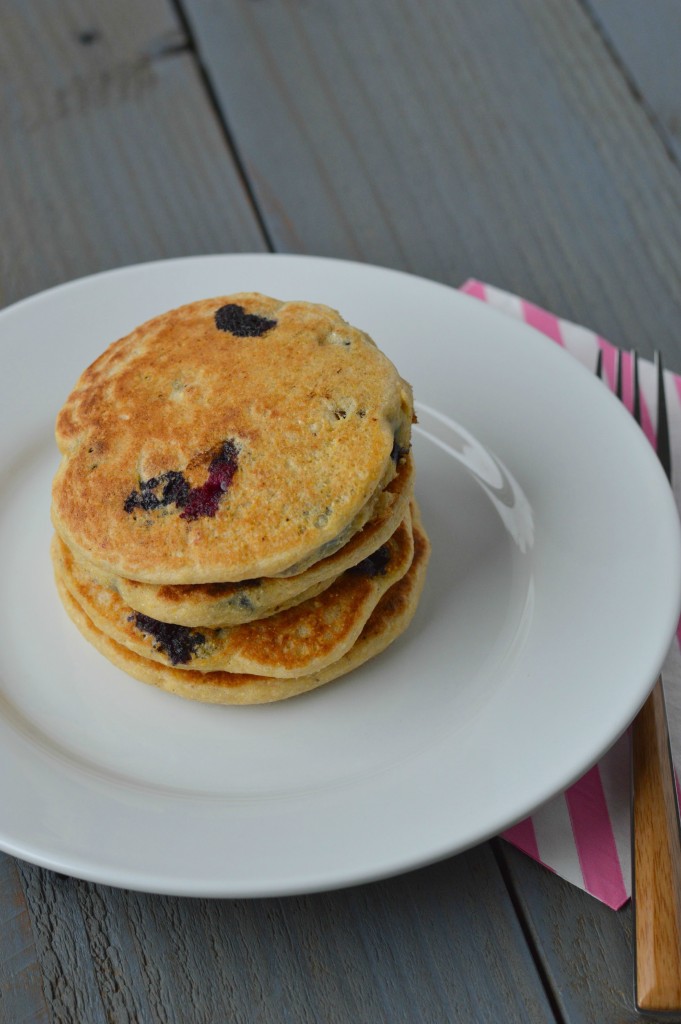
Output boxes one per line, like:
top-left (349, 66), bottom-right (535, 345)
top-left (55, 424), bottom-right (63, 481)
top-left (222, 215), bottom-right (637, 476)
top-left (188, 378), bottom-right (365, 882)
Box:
top-left (655, 350), bottom-right (672, 481)
top-left (594, 345), bottom-right (621, 392)
top-left (596, 349), bottom-right (672, 483)
top-left (632, 350), bottom-right (641, 425)
top-left (615, 348), bottom-right (623, 401)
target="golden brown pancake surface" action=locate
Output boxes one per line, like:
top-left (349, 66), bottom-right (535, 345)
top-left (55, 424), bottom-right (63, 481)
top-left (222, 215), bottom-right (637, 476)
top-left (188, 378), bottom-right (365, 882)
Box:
top-left (52, 294), bottom-right (413, 584)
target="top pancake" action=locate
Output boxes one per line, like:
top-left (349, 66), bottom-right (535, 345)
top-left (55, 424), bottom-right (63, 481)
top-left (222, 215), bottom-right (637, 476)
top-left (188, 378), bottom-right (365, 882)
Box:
top-left (51, 293), bottom-right (413, 584)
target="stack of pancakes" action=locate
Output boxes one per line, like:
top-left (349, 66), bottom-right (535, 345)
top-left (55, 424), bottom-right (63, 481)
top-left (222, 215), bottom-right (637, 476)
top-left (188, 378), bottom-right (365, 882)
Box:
top-left (51, 293), bottom-right (430, 704)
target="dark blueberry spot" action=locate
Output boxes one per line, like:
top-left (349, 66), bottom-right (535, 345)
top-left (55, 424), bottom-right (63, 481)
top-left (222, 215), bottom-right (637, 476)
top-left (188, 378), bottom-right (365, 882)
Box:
top-left (209, 439), bottom-right (239, 474)
top-left (130, 612), bottom-right (205, 665)
top-left (215, 304), bottom-right (276, 337)
top-left (179, 480), bottom-right (225, 521)
top-left (391, 439), bottom-right (411, 463)
top-left (180, 440), bottom-right (239, 521)
top-left (236, 593), bottom-right (254, 611)
top-left (124, 489), bottom-right (161, 514)
top-left (124, 441), bottom-right (239, 521)
top-left (349, 545), bottom-right (391, 578)
top-left (125, 471), bottom-right (188, 514)
top-left (161, 471), bottom-right (190, 508)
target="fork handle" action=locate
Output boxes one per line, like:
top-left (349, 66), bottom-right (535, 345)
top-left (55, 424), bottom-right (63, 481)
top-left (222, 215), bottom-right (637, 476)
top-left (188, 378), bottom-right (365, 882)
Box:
top-left (633, 677), bottom-right (681, 1012)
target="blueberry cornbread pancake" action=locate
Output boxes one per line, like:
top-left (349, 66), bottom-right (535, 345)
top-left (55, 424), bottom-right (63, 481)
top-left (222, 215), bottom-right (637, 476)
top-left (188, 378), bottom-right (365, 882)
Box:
top-left (81, 454), bottom-right (414, 628)
top-left (52, 293), bottom-right (413, 584)
top-left (51, 294), bottom-right (429, 704)
top-left (52, 503), bottom-right (431, 705)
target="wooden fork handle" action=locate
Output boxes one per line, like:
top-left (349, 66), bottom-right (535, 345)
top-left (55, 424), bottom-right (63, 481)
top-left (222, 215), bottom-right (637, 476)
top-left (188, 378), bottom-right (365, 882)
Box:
top-left (633, 677), bottom-right (681, 1012)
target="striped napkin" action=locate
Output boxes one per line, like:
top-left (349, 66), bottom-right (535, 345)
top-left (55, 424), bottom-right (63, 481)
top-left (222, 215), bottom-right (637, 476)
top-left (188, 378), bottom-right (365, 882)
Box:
top-left (461, 280), bottom-right (681, 910)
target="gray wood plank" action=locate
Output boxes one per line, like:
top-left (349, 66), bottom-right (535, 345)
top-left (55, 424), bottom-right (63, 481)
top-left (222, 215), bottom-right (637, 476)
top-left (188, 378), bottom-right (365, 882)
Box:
top-left (16, 866), bottom-right (107, 1024)
top-left (0, 0), bottom-right (265, 309)
top-left (182, 0), bottom-right (681, 369)
top-left (24, 850), bottom-right (555, 1024)
top-left (585, 0), bottom-right (681, 163)
top-left (496, 843), bottom-right (640, 1023)
top-left (0, 854), bottom-right (50, 1024)
top-left (70, 882), bottom-right (158, 1024)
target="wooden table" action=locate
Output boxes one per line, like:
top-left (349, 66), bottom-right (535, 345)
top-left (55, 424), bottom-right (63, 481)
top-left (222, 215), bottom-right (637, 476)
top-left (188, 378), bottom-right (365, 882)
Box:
top-left (2, 2), bottom-right (681, 1021)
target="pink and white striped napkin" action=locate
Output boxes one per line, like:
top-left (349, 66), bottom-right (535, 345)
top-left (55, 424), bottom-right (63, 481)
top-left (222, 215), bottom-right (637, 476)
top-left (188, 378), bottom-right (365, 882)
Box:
top-left (461, 280), bottom-right (681, 910)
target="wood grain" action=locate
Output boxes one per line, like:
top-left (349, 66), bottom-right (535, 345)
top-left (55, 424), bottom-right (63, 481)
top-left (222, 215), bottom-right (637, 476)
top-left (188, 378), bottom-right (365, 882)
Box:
top-left (182, 0), bottom-right (681, 366)
top-left (14, 851), bottom-right (556, 1024)
top-left (0, 855), bottom-right (50, 1024)
top-left (498, 842), bottom-right (641, 1023)
top-left (0, 0), bottom-right (265, 309)
top-left (16, 866), bottom-right (108, 1024)
top-left (585, 0), bottom-right (681, 164)
top-left (632, 679), bottom-right (681, 1012)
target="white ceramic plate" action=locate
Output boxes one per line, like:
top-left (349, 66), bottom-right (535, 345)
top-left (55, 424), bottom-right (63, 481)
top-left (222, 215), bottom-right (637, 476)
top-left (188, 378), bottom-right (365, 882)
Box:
top-left (1, 254), bottom-right (679, 897)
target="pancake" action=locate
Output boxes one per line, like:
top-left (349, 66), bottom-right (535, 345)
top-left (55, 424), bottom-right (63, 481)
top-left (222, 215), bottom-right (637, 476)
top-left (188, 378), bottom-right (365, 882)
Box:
top-left (81, 453), bottom-right (414, 627)
top-left (52, 509), bottom-right (414, 679)
top-left (52, 293), bottom-right (413, 584)
top-left (53, 504), bottom-right (431, 704)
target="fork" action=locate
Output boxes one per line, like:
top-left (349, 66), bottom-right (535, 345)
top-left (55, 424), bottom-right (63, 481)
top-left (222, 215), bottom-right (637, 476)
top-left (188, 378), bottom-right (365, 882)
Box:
top-left (597, 348), bottom-right (681, 1014)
